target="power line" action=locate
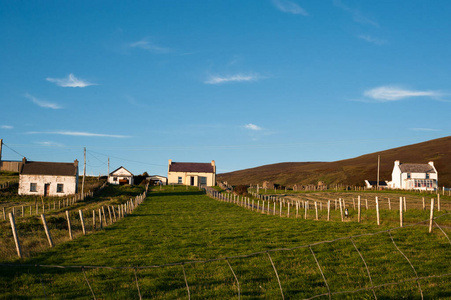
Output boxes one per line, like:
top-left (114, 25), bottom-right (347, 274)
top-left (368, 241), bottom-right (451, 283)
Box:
top-left (2, 143), bottom-right (27, 159)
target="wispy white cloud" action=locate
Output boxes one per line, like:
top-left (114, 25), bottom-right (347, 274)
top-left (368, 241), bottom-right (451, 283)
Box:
top-left (1, 125), bottom-right (13, 129)
top-left (333, 0), bottom-right (379, 27)
top-left (358, 34), bottom-right (386, 45)
top-left (205, 73), bottom-right (262, 84)
top-left (272, 0), bottom-right (308, 15)
top-left (409, 128), bottom-right (440, 132)
top-left (25, 93), bottom-right (62, 109)
top-left (46, 73), bottom-right (95, 88)
top-left (128, 38), bottom-right (171, 53)
top-left (36, 141), bottom-right (65, 147)
top-left (244, 123), bottom-right (263, 131)
top-left (364, 86), bottom-right (443, 102)
top-left (27, 131), bottom-right (130, 138)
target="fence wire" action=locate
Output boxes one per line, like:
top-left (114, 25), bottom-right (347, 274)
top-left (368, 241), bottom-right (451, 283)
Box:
top-left (1, 213), bottom-right (451, 299)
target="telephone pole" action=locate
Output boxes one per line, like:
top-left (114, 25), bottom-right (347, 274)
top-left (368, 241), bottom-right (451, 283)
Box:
top-left (377, 155), bottom-right (380, 190)
top-left (81, 147), bottom-right (86, 199)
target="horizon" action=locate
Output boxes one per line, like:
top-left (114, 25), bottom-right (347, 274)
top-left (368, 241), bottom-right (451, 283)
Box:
top-left (1, 1), bottom-right (450, 176)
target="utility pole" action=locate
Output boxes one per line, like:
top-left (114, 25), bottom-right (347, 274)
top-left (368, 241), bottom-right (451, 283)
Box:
top-left (81, 147), bottom-right (86, 199)
top-left (377, 155), bottom-right (380, 190)
top-left (108, 157), bottom-right (110, 181)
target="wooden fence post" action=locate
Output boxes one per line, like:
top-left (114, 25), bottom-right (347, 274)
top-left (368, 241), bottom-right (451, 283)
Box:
top-left (93, 210), bottom-right (96, 229)
top-left (99, 209), bottom-right (103, 229)
top-left (107, 206), bottom-right (113, 224)
top-left (112, 206), bottom-right (117, 222)
top-left (304, 201), bottom-right (308, 220)
top-left (422, 197), bottom-right (425, 210)
top-left (388, 198), bottom-right (391, 210)
top-left (376, 197), bottom-right (380, 226)
top-left (287, 203), bottom-right (290, 218)
top-left (315, 202), bottom-right (318, 220)
top-left (358, 196), bottom-right (361, 223)
top-left (399, 197), bottom-right (403, 228)
top-left (79, 210), bottom-right (86, 235)
top-left (41, 214), bottom-right (54, 247)
top-left (429, 198), bottom-right (435, 233)
top-left (66, 210), bottom-right (73, 240)
top-left (102, 207), bottom-right (107, 225)
top-left (327, 200), bottom-right (330, 221)
top-left (339, 199), bottom-right (344, 222)
top-left (9, 212), bottom-right (22, 258)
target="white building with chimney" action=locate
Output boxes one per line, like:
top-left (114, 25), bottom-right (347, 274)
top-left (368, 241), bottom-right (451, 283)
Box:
top-left (167, 160), bottom-right (216, 187)
top-left (388, 160), bottom-right (438, 191)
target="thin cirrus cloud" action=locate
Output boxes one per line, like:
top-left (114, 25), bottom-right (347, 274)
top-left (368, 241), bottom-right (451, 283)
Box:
top-left (25, 93), bottom-right (62, 109)
top-left (46, 73), bottom-right (95, 88)
top-left (333, 0), bottom-right (379, 27)
top-left (364, 86), bottom-right (443, 102)
top-left (128, 38), bottom-right (172, 53)
top-left (27, 131), bottom-right (130, 138)
top-left (1, 125), bottom-right (13, 129)
top-left (358, 34), bottom-right (386, 45)
top-left (272, 0), bottom-right (308, 15)
top-left (244, 123), bottom-right (262, 131)
top-left (205, 73), bottom-right (262, 84)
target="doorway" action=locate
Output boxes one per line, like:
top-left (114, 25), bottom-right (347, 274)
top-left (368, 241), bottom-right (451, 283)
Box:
top-left (190, 176), bottom-right (195, 186)
top-left (44, 184), bottom-right (50, 196)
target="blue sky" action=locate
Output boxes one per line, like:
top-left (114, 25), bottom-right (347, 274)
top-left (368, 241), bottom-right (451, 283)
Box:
top-left (1, 0), bottom-right (450, 176)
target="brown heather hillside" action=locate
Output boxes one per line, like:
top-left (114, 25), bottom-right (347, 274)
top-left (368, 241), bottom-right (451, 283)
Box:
top-left (217, 136), bottom-right (451, 187)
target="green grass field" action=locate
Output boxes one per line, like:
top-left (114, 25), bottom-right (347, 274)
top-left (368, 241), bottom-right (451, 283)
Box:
top-left (1, 185), bottom-right (450, 299)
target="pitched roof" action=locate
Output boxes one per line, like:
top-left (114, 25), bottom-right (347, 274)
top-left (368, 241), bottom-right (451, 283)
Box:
top-left (399, 163), bottom-right (436, 173)
top-left (169, 162), bottom-right (215, 173)
top-left (20, 161), bottom-right (78, 176)
top-left (110, 166), bottom-right (134, 176)
top-left (366, 180), bottom-right (388, 186)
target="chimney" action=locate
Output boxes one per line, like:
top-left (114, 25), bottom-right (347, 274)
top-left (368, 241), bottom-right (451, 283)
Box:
top-left (22, 157), bottom-right (27, 164)
top-left (428, 161), bottom-right (434, 167)
top-left (74, 159), bottom-right (79, 168)
top-left (211, 160), bottom-right (215, 167)
top-left (394, 160), bottom-right (400, 167)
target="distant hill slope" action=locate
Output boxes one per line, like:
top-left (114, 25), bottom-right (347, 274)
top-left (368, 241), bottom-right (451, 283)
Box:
top-left (217, 136), bottom-right (451, 187)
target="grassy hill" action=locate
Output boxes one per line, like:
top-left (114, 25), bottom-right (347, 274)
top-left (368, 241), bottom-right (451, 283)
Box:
top-left (217, 136), bottom-right (451, 187)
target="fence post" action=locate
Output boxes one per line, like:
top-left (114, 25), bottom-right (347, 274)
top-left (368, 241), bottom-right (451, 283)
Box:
top-left (376, 197), bottom-right (380, 226)
top-left (315, 202), bottom-right (318, 220)
top-left (388, 198), bottom-right (391, 210)
top-left (422, 197), bottom-right (425, 210)
top-left (327, 200), bottom-right (330, 221)
top-left (92, 210), bottom-right (96, 229)
top-left (304, 201), bottom-right (308, 220)
top-left (107, 206), bottom-right (113, 224)
top-left (79, 210), bottom-right (86, 235)
top-left (9, 212), bottom-right (22, 258)
top-left (429, 198), bottom-right (435, 233)
top-left (66, 210), bottom-right (73, 240)
top-left (358, 196), bottom-right (361, 223)
top-left (339, 199), bottom-right (344, 222)
top-left (399, 197), bottom-right (403, 227)
top-left (403, 197), bottom-right (407, 212)
top-left (99, 209), bottom-right (103, 229)
top-left (41, 214), bottom-right (54, 247)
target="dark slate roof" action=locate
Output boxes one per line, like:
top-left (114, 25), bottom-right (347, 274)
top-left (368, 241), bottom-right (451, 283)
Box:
top-left (399, 163), bottom-right (436, 173)
top-left (20, 161), bottom-right (78, 176)
top-left (366, 181), bottom-right (388, 186)
top-left (169, 162), bottom-right (214, 173)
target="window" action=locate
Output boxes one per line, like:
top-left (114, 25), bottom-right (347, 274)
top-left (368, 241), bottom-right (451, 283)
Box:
top-left (426, 173), bottom-right (430, 179)
top-left (113, 177), bottom-right (117, 181)
top-left (30, 183), bottom-right (37, 192)
top-left (200, 176), bottom-right (207, 185)
top-left (57, 184), bottom-right (64, 193)
top-left (407, 173), bottom-right (411, 179)
top-left (178, 177), bottom-right (182, 184)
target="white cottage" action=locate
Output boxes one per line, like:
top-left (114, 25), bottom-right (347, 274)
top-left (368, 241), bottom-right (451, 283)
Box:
top-left (388, 160), bottom-right (438, 191)
top-left (18, 158), bottom-right (79, 196)
top-left (168, 160), bottom-right (216, 187)
top-left (108, 166), bottom-right (134, 185)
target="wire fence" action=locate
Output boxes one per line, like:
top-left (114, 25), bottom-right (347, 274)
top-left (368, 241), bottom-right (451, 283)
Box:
top-left (2, 212), bottom-right (450, 299)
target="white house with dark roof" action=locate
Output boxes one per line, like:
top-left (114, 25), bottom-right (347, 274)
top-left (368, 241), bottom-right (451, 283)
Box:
top-left (388, 160), bottom-right (438, 191)
top-left (108, 166), bottom-right (134, 185)
top-left (168, 160), bottom-right (216, 187)
top-left (18, 158), bottom-right (79, 196)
